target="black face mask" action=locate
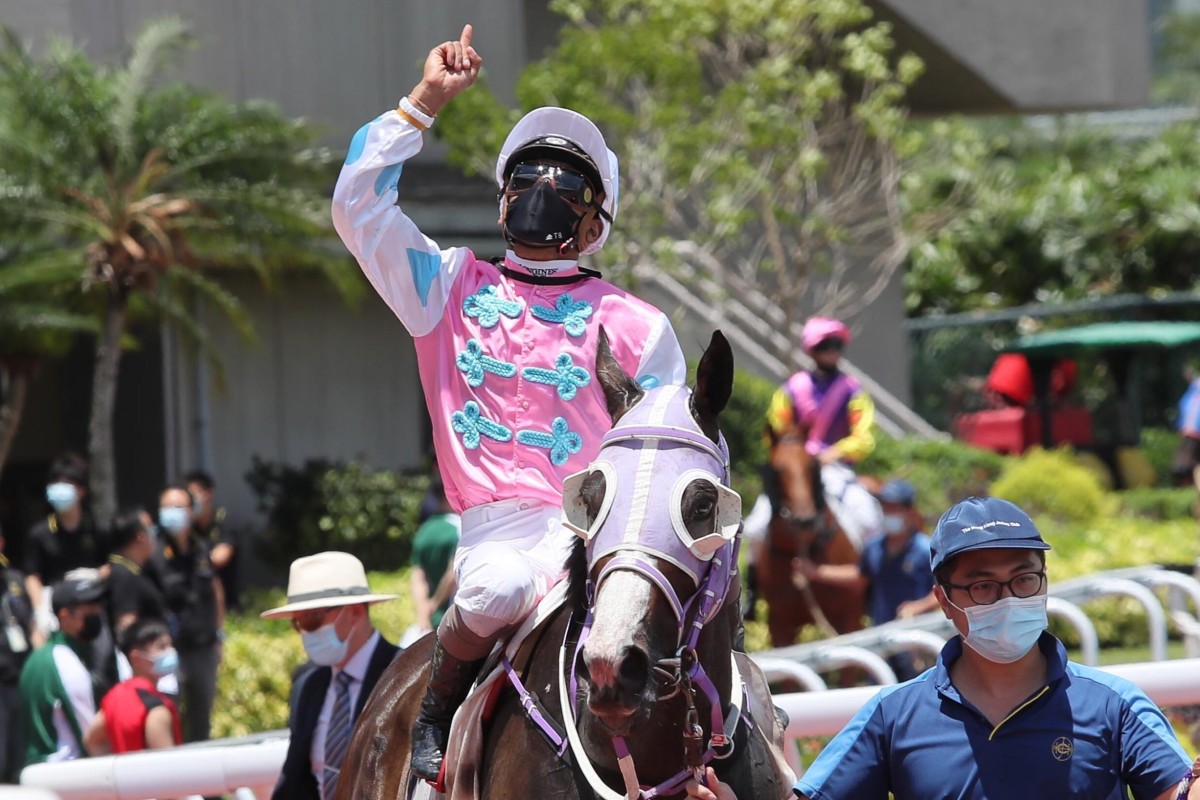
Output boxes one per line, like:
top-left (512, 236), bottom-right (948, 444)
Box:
top-left (503, 182), bottom-right (585, 251)
top-left (78, 612), bottom-right (103, 642)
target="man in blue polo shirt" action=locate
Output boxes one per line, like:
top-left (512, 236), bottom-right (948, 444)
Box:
top-left (687, 496), bottom-right (1200, 800)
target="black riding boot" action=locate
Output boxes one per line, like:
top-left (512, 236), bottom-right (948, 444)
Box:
top-left (410, 638), bottom-right (484, 783)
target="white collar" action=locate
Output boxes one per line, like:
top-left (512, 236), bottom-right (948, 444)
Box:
top-left (503, 249), bottom-right (581, 278)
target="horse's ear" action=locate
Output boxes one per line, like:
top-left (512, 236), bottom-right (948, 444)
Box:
top-left (692, 330), bottom-right (734, 437)
top-left (595, 326), bottom-right (644, 424)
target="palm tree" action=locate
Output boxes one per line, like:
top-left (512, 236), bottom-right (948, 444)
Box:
top-left (0, 246), bottom-right (97, 478)
top-left (0, 20), bottom-right (354, 523)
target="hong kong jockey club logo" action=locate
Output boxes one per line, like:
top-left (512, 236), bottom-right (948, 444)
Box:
top-left (1052, 737), bottom-right (1073, 761)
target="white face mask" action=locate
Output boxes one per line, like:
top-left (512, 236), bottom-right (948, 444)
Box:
top-left (953, 594), bottom-right (1048, 664)
top-left (300, 609), bottom-right (350, 666)
top-left (882, 514), bottom-right (906, 536)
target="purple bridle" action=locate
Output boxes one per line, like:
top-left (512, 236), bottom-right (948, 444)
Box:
top-left (558, 384), bottom-right (744, 798)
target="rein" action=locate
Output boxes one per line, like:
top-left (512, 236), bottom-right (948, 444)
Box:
top-left (503, 418), bottom-right (749, 799)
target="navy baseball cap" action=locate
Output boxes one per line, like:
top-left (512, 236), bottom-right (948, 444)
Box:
top-left (929, 496), bottom-right (1051, 572)
top-left (878, 479), bottom-right (916, 506)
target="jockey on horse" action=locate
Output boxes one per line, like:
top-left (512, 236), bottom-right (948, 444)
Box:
top-left (765, 317), bottom-right (883, 550)
top-left (331, 24), bottom-right (688, 785)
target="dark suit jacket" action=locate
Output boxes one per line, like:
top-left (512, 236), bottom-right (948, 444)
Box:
top-left (273, 634), bottom-right (400, 800)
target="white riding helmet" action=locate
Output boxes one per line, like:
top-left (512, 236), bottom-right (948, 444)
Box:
top-left (495, 107), bottom-right (620, 255)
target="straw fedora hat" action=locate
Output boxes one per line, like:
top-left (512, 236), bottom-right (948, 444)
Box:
top-left (260, 551), bottom-right (397, 618)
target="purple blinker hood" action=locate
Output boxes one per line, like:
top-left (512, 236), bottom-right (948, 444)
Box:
top-left (561, 384), bottom-right (741, 588)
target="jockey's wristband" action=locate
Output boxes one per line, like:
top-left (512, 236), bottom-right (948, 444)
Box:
top-left (398, 96), bottom-right (435, 130)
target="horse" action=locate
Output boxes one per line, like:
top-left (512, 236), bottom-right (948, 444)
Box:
top-left (335, 330), bottom-right (792, 800)
top-left (757, 427), bottom-right (867, 649)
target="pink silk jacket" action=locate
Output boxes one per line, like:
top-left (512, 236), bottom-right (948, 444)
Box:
top-left (332, 110), bottom-right (687, 514)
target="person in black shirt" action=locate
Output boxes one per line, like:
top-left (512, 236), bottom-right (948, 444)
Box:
top-left (184, 470), bottom-right (241, 613)
top-left (24, 452), bottom-right (105, 647)
top-left (106, 509), bottom-right (169, 637)
top-left (151, 484), bottom-right (223, 743)
top-left (0, 523), bottom-right (34, 782)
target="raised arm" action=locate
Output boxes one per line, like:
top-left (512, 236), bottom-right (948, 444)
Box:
top-left (330, 25), bottom-right (484, 338)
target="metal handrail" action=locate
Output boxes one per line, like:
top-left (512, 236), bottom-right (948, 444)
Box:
top-left (756, 567), bottom-right (1198, 670)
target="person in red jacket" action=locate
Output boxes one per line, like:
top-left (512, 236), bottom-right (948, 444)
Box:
top-left (84, 618), bottom-right (181, 754)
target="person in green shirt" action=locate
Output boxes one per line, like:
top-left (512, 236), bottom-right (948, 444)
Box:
top-left (19, 572), bottom-right (107, 764)
top-left (410, 478), bottom-right (461, 638)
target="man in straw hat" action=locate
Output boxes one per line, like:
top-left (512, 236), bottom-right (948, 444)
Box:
top-left (262, 552), bottom-right (400, 800)
top-left (331, 22), bottom-right (688, 785)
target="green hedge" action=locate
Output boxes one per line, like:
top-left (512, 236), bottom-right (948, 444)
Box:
top-left (247, 458), bottom-right (431, 573)
top-left (1118, 487), bottom-right (1196, 521)
top-left (858, 433), bottom-right (1008, 521)
top-left (721, 367), bottom-right (777, 502)
top-left (991, 447), bottom-right (1112, 526)
top-left (1141, 426), bottom-right (1182, 486)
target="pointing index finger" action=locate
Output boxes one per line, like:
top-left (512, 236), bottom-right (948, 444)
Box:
top-left (460, 23), bottom-right (473, 48)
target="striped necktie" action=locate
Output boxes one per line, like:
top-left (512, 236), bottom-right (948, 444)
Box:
top-left (322, 671), bottom-right (354, 800)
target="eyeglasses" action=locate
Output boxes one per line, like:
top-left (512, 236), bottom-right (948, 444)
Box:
top-left (811, 339), bottom-right (844, 354)
top-left (942, 571), bottom-right (1045, 606)
top-left (291, 607), bottom-right (338, 633)
top-left (506, 163), bottom-right (595, 207)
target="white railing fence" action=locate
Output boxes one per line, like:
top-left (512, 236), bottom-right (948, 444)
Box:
top-left (18, 566), bottom-right (1200, 799)
top-left (19, 658), bottom-right (1200, 800)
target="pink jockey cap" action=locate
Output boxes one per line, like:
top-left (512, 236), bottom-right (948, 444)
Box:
top-left (801, 317), bottom-right (851, 353)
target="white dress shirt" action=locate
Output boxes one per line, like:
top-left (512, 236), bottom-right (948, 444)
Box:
top-left (309, 630), bottom-right (380, 785)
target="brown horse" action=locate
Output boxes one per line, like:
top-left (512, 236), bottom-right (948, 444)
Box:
top-left (757, 429), bottom-right (866, 648)
top-left (336, 331), bottom-right (791, 800)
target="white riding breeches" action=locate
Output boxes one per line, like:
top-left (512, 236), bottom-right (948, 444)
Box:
top-left (820, 462), bottom-right (884, 551)
top-left (452, 498), bottom-right (575, 638)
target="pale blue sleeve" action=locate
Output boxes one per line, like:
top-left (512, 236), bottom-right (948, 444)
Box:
top-left (331, 111), bottom-right (472, 337)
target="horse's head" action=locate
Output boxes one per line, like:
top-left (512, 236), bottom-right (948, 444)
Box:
top-left (764, 425), bottom-right (825, 550)
top-left (561, 329), bottom-right (738, 736)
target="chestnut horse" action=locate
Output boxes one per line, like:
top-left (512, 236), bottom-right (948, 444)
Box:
top-left (758, 429), bottom-right (866, 648)
top-left (336, 331), bottom-right (791, 800)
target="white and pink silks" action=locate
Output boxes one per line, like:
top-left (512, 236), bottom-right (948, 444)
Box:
top-left (332, 107), bottom-right (687, 638)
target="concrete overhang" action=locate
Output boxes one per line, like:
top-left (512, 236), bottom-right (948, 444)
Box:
top-left (869, 0), bottom-right (1151, 114)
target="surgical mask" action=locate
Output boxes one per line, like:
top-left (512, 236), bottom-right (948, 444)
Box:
top-left (46, 482), bottom-right (78, 512)
top-left (151, 648), bottom-right (179, 677)
top-left (503, 181), bottom-right (585, 254)
top-left (957, 594), bottom-right (1048, 664)
top-left (300, 615), bottom-right (349, 666)
top-left (883, 514), bottom-right (906, 536)
top-left (78, 613), bottom-right (104, 642)
top-left (159, 507), bottom-right (190, 534)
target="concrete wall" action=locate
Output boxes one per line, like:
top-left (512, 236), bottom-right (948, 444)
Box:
top-left (1, 0), bottom-right (532, 149)
top-left (872, 0), bottom-right (1151, 113)
top-left (165, 272), bottom-right (429, 529)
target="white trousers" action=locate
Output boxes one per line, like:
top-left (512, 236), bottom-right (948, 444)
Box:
top-left (452, 498), bottom-right (575, 638)
top-left (820, 462), bottom-right (884, 551)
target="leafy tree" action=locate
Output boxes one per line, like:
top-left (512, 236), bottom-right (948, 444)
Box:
top-left (0, 21), bottom-right (354, 522)
top-left (903, 117), bottom-right (1200, 315)
top-left (1153, 10), bottom-right (1200, 106)
top-left (436, 0), bottom-right (921, 369)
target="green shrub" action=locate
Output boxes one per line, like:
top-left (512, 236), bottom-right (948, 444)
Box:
top-left (721, 367), bottom-right (778, 502)
top-left (1141, 426), bottom-right (1181, 486)
top-left (1041, 517), bottom-right (1200, 648)
top-left (991, 447), bottom-right (1111, 525)
top-left (859, 433), bottom-right (1008, 520)
top-left (1118, 487), bottom-right (1196, 521)
top-left (247, 458), bottom-right (431, 573)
